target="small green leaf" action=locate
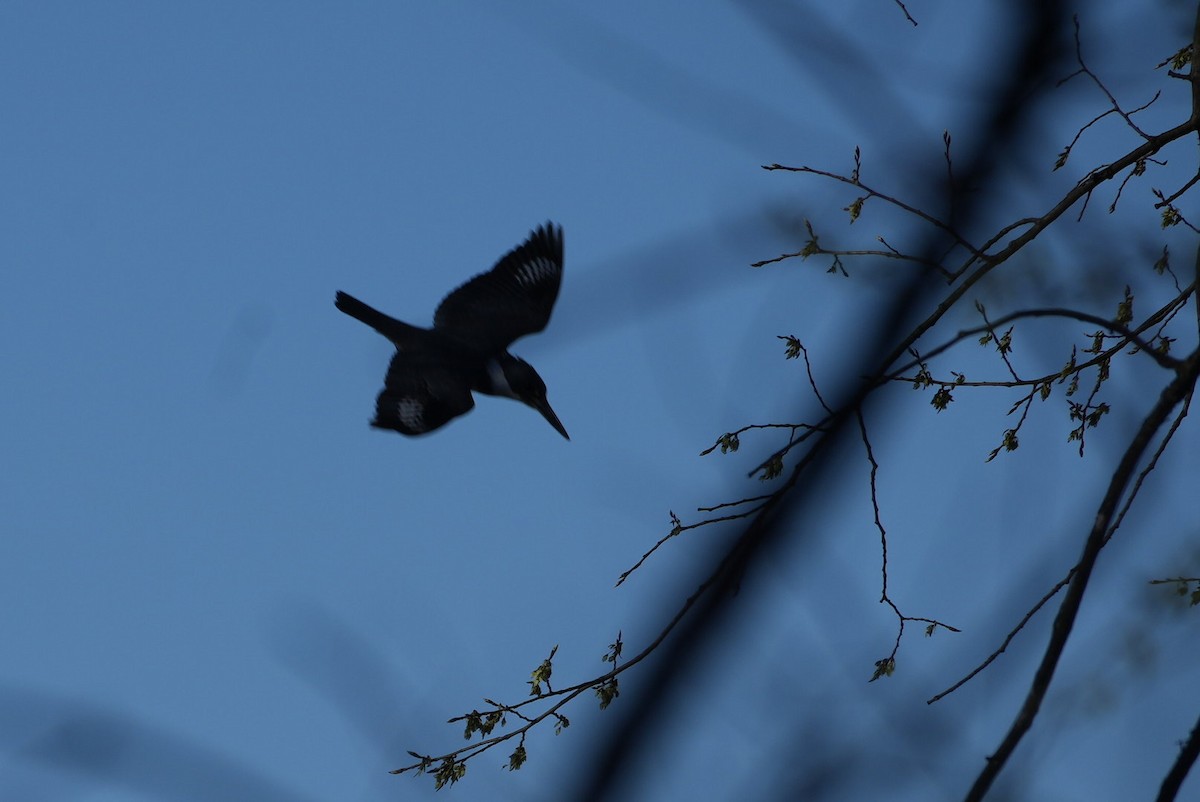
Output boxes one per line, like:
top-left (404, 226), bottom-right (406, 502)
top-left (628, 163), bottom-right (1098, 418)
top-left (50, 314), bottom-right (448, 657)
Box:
top-left (845, 196), bottom-right (865, 222)
top-left (869, 657), bottom-right (895, 682)
top-left (1054, 146), bottom-right (1071, 170)
top-left (463, 710), bottom-right (483, 740)
top-left (507, 745), bottom-right (527, 772)
top-left (433, 758), bottom-right (466, 790)
top-left (931, 386), bottom-right (953, 411)
top-left (759, 454), bottom-right (784, 481)
top-left (912, 365), bottom-right (933, 389)
top-left (1087, 403), bottom-right (1111, 428)
top-left (1058, 347), bottom-right (1078, 381)
top-left (800, 221), bottom-right (820, 258)
top-left (528, 646), bottom-right (558, 697)
top-left (779, 335), bottom-right (803, 360)
top-left (602, 632), bottom-right (624, 665)
top-left (1115, 286), bottom-right (1134, 325)
top-left (596, 679), bottom-right (621, 709)
top-left (1153, 245), bottom-right (1170, 275)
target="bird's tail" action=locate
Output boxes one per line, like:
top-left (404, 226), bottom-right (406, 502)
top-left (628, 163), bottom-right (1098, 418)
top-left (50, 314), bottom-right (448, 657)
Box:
top-left (335, 291), bottom-right (421, 342)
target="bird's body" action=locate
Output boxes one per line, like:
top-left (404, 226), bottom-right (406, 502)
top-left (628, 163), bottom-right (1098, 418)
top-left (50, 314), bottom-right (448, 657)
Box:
top-left (335, 223), bottom-right (569, 439)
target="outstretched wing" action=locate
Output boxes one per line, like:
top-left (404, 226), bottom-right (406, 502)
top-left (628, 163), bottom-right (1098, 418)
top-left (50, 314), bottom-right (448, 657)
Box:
top-left (370, 351), bottom-right (475, 435)
top-left (433, 223), bottom-right (563, 353)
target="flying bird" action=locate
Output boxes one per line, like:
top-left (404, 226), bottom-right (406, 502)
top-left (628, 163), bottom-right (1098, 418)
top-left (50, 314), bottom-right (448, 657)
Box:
top-left (335, 223), bottom-right (569, 440)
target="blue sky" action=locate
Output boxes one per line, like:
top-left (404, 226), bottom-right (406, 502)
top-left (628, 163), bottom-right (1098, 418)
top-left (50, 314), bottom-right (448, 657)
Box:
top-left (2, 3), bottom-right (1198, 800)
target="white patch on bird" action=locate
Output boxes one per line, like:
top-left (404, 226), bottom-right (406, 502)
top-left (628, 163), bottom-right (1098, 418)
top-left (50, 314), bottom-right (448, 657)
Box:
top-left (516, 257), bottom-right (554, 287)
top-left (486, 360), bottom-right (519, 399)
top-left (397, 398), bottom-right (425, 430)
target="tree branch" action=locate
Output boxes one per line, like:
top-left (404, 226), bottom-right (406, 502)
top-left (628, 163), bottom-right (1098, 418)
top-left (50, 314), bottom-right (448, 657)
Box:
top-left (1156, 706), bottom-right (1200, 802)
top-left (964, 347), bottom-right (1200, 800)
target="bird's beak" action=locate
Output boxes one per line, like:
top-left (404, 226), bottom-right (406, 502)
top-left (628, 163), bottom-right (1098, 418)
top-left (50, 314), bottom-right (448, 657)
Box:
top-left (534, 397), bottom-right (570, 440)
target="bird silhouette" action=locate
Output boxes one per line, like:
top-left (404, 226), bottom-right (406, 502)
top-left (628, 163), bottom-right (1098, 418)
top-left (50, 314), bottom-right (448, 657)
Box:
top-left (335, 223), bottom-right (569, 439)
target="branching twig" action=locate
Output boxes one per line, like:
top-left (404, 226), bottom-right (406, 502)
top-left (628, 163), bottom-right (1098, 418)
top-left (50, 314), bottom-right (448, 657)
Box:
top-left (763, 155), bottom-right (983, 261)
top-left (928, 569), bottom-right (1074, 705)
top-left (859, 409), bottom-right (960, 682)
top-left (964, 348), bottom-right (1200, 800)
top-left (888, 298), bottom-right (1194, 379)
top-left (932, 380), bottom-right (1193, 704)
top-left (615, 506), bottom-right (766, 587)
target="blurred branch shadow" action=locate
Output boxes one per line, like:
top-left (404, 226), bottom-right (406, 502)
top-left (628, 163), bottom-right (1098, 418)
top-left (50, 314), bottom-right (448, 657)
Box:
top-left (0, 685), bottom-right (317, 802)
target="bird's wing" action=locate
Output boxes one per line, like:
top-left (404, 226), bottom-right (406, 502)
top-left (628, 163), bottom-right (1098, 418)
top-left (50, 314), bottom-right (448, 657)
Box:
top-left (433, 223), bottom-right (563, 353)
top-left (370, 351), bottom-right (476, 435)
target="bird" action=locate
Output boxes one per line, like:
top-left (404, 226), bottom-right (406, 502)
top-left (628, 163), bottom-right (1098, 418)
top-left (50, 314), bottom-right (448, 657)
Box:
top-left (335, 222), bottom-right (569, 440)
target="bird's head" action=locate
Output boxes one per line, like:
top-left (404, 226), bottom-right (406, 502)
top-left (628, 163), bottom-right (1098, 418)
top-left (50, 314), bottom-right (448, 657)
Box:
top-left (491, 355), bottom-right (570, 440)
